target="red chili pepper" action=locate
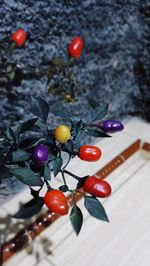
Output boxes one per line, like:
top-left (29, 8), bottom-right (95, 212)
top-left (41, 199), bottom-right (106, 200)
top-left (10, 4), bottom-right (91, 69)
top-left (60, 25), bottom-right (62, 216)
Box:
top-left (83, 176), bottom-right (112, 198)
top-left (44, 189), bottom-right (68, 215)
top-left (79, 145), bottom-right (102, 162)
top-left (67, 36), bottom-right (83, 59)
top-left (11, 29), bottom-right (27, 47)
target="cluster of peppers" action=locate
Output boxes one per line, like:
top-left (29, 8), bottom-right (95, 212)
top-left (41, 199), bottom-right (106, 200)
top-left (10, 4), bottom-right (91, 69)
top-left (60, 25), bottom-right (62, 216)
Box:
top-left (0, 28), bottom-right (124, 234)
top-left (24, 120), bottom-right (123, 218)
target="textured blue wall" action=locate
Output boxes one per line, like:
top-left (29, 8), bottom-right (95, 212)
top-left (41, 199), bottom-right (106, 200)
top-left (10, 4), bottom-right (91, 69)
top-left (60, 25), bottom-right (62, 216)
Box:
top-left (0, 0), bottom-right (150, 125)
top-left (0, 0), bottom-right (149, 200)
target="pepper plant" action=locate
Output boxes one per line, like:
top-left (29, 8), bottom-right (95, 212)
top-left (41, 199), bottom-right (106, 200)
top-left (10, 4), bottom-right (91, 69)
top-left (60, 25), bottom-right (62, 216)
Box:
top-left (1, 31), bottom-right (84, 103)
top-left (0, 97), bottom-right (124, 235)
top-left (0, 29), bottom-right (124, 235)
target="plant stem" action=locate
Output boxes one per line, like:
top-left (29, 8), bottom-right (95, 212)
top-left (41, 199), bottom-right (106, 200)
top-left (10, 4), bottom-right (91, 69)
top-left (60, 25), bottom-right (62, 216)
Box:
top-left (72, 191), bottom-right (77, 207)
top-left (62, 169), bottom-right (80, 180)
top-left (85, 123), bottom-right (100, 128)
top-left (62, 154), bottom-right (71, 170)
top-left (61, 171), bottom-right (67, 186)
top-left (44, 179), bottom-right (52, 191)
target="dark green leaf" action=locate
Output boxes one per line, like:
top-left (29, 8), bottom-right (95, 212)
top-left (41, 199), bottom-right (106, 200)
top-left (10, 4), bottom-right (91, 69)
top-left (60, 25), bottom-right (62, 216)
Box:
top-left (91, 104), bottom-right (108, 122)
top-left (12, 149), bottom-right (30, 162)
top-left (7, 125), bottom-right (20, 143)
top-left (52, 57), bottom-right (65, 71)
top-left (9, 127), bottom-right (15, 141)
top-left (48, 83), bottom-right (62, 94)
top-left (7, 70), bottom-right (15, 80)
top-left (86, 129), bottom-right (111, 138)
top-left (0, 137), bottom-right (6, 145)
top-left (31, 97), bottom-right (49, 121)
top-left (0, 166), bottom-right (13, 179)
top-left (28, 124), bottom-right (41, 133)
top-left (20, 118), bottom-right (38, 133)
top-left (87, 97), bottom-right (100, 109)
top-left (53, 157), bottom-right (63, 177)
top-left (46, 57), bottom-right (65, 82)
top-left (49, 103), bottom-right (70, 118)
top-left (12, 197), bottom-right (44, 219)
top-left (70, 205), bottom-right (83, 235)
top-left (43, 164), bottom-right (51, 180)
top-left (0, 148), bottom-right (7, 167)
top-left (48, 153), bottom-right (57, 161)
top-left (76, 176), bottom-right (89, 189)
top-left (71, 119), bottom-right (83, 135)
top-left (19, 136), bottom-right (41, 150)
top-left (84, 196), bottom-right (109, 222)
top-left (73, 131), bottom-right (88, 145)
top-left (59, 185), bottom-right (69, 192)
top-left (10, 167), bottom-right (43, 187)
top-left (30, 187), bottom-right (41, 198)
top-left (65, 140), bottom-right (74, 153)
top-left (12, 65), bottom-right (24, 86)
top-left (46, 136), bottom-right (55, 146)
top-left (0, 147), bottom-right (13, 167)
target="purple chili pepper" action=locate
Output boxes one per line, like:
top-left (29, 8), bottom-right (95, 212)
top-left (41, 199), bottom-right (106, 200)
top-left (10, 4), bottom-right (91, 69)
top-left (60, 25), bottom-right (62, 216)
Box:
top-left (99, 119), bottom-right (124, 133)
top-left (31, 145), bottom-right (49, 166)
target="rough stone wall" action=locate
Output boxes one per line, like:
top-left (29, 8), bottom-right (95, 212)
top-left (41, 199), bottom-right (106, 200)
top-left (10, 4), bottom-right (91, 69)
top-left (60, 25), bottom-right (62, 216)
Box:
top-left (0, 0), bottom-right (149, 200)
top-left (0, 0), bottom-right (150, 125)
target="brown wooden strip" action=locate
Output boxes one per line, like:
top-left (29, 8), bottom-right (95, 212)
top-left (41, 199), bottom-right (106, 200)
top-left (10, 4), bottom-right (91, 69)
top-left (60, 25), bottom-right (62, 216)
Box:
top-left (96, 139), bottom-right (141, 179)
top-left (142, 142), bottom-right (150, 152)
top-left (121, 139), bottom-right (141, 159)
top-left (1, 139), bottom-right (141, 264)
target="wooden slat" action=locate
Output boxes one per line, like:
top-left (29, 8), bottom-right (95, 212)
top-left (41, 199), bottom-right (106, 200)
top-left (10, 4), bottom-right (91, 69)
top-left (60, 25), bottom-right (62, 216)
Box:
top-left (96, 139), bottom-right (141, 179)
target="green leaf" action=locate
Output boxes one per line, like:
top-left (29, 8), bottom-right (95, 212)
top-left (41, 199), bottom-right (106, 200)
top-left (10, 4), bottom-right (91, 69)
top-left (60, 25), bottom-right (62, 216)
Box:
top-left (48, 83), bottom-right (62, 95)
top-left (76, 176), bottom-right (89, 189)
top-left (46, 57), bottom-right (65, 82)
top-left (59, 185), bottom-right (69, 192)
top-left (73, 131), bottom-right (88, 146)
top-left (10, 167), bottom-right (43, 187)
top-left (70, 204), bottom-right (83, 235)
top-left (20, 118), bottom-right (38, 133)
top-left (0, 166), bottom-right (13, 179)
top-left (52, 57), bottom-right (65, 71)
top-left (12, 149), bottom-right (30, 162)
top-left (0, 148), bottom-right (7, 167)
top-left (71, 119), bottom-right (83, 135)
top-left (19, 136), bottom-right (42, 150)
top-left (12, 197), bottom-right (44, 219)
top-left (30, 187), bottom-right (41, 198)
top-left (86, 129), bottom-right (111, 138)
top-left (91, 104), bottom-right (108, 122)
top-left (53, 157), bottom-right (63, 177)
top-left (65, 140), bottom-right (74, 153)
top-left (0, 147), bottom-right (13, 167)
top-left (7, 70), bottom-right (15, 80)
top-left (84, 196), bottom-right (109, 222)
top-left (87, 97), bottom-right (100, 109)
top-left (49, 103), bottom-right (70, 118)
top-left (43, 164), bottom-right (51, 180)
top-left (8, 127), bottom-right (15, 141)
top-left (31, 97), bottom-right (49, 121)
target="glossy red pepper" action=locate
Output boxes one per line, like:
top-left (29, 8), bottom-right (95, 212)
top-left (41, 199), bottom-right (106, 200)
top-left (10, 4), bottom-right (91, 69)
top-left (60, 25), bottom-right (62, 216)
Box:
top-left (67, 36), bottom-right (83, 59)
top-left (44, 189), bottom-right (68, 215)
top-left (83, 176), bottom-right (112, 198)
top-left (79, 145), bottom-right (102, 162)
top-left (11, 29), bottom-right (27, 47)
